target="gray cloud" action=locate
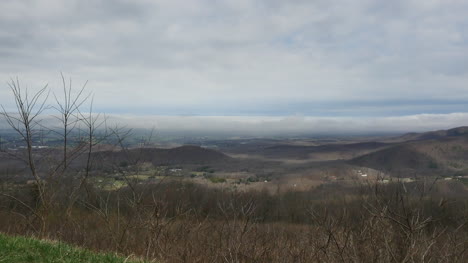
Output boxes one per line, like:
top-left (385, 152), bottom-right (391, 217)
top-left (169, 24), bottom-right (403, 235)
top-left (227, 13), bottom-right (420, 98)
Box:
top-left (0, 0), bottom-right (468, 117)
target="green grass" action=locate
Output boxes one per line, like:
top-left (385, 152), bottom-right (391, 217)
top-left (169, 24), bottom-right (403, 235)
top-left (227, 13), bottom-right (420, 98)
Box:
top-left (0, 233), bottom-right (145, 263)
top-left (459, 178), bottom-right (468, 186)
top-left (208, 177), bottom-right (226, 183)
top-left (126, 175), bottom-right (151, 180)
top-left (191, 172), bottom-right (205, 176)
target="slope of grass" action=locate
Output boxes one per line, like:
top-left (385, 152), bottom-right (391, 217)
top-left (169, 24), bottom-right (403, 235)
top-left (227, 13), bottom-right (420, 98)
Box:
top-left (0, 233), bottom-right (144, 263)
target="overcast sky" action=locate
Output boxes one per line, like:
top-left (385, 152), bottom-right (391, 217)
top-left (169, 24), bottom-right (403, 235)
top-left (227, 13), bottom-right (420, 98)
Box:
top-left (1, 0), bottom-right (468, 133)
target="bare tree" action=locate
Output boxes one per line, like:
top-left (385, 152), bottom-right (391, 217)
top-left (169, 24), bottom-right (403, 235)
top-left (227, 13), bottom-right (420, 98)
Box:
top-left (0, 78), bottom-right (49, 234)
top-left (1, 78), bottom-right (48, 196)
top-left (52, 73), bottom-right (89, 172)
top-left (66, 96), bottom-right (110, 205)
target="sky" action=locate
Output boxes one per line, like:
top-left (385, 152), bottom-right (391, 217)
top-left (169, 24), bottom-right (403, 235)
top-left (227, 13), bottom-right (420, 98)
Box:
top-left (1, 0), bottom-right (468, 134)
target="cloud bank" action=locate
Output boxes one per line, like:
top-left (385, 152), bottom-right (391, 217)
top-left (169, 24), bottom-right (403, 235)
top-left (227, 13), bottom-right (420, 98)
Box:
top-left (103, 113), bottom-right (468, 136)
top-left (0, 112), bottom-right (467, 136)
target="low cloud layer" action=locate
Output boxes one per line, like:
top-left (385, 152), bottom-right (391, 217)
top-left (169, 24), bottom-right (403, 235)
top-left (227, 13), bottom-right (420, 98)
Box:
top-left (1, 112), bottom-right (467, 137)
top-left (103, 113), bottom-right (468, 136)
top-left (0, 0), bottom-right (468, 116)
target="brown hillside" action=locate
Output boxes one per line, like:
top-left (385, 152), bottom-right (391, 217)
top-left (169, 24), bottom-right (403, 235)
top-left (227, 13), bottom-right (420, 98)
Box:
top-left (261, 142), bottom-right (390, 160)
top-left (349, 144), bottom-right (438, 175)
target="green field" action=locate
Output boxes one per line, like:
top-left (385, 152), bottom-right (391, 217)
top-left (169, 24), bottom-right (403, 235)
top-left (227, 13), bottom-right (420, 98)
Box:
top-left (0, 233), bottom-right (145, 263)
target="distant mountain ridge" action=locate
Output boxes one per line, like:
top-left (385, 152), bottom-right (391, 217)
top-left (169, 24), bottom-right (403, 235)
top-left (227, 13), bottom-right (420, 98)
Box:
top-left (351, 126), bottom-right (468, 176)
top-left (397, 126), bottom-right (468, 142)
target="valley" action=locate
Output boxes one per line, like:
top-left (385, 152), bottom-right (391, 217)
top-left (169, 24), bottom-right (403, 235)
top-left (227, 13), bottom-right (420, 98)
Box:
top-left (3, 126), bottom-right (468, 194)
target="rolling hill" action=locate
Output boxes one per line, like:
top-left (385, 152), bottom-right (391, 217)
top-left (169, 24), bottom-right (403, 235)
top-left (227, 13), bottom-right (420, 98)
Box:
top-left (349, 144), bottom-right (438, 175)
top-left (93, 145), bottom-right (230, 166)
top-left (258, 141), bottom-right (390, 160)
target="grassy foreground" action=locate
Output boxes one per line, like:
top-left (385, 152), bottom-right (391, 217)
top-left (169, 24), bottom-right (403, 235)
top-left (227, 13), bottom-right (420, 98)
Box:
top-left (0, 233), bottom-right (144, 263)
